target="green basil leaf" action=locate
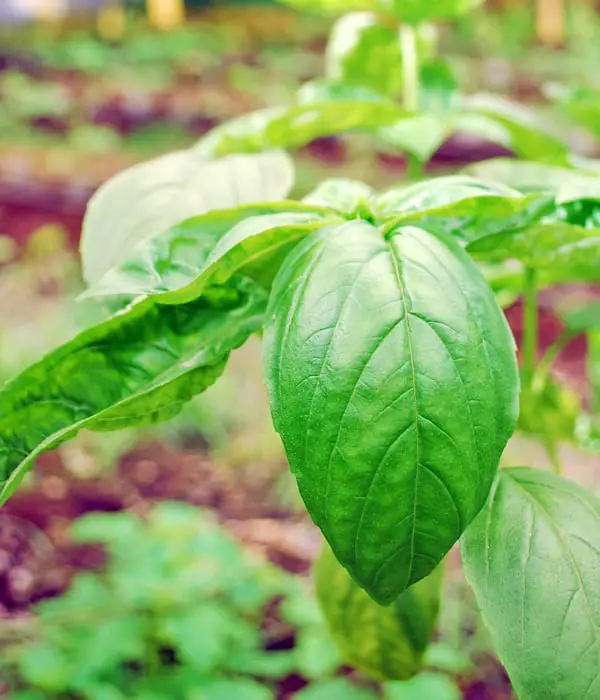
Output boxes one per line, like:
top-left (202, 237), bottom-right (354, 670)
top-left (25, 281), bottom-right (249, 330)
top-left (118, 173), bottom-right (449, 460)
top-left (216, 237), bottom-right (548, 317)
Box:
top-left (325, 12), bottom-right (403, 99)
top-left (195, 100), bottom-right (407, 158)
top-left (315, 544), bottom-right (442, 680)
top-left (384, 672), bottom-right (461, 700)
top-left (264, 220), bottom-right (519, 603)
top-left (466, 158), bottom-right (589, 194)
top-left (419, 59), bottom-right (459, 113)
top-left (83, 203), bottom-right (331, 303)
top-left (379, 113), bottom-right (451, 163)
top-left (518, 378), bottom-right (581, 443)
top-left (461, 94), bottom-right (569, 164)
top-left (461, 467), bottom-right (600, 700)
top-left (467, 222), bottom-right (600, 275)
top-left (81, 149), bottom-right (294, 285)
top-left (0, 279), bottom-right (266, 504)
top-left (375, 175), bottom-right (519, 215)
top-left (560, 301), bottom-right (600, 334)
top-left (303, 179), bottom-right (375, 214)
top-left (546, 84), bottom-right (600, 140)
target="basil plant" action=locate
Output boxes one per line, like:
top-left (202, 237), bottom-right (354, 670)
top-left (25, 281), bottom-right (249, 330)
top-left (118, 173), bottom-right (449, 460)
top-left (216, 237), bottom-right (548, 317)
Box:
top-left (2, 131), bottom-right (600, 698)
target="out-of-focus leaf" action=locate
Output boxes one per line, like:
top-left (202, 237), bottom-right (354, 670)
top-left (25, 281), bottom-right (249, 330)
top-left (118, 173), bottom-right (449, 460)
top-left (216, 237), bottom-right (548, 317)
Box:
top-left (379, 113), bottom-right (451, 162)
top-left (295, 679), bottom-right (378, 700)
top-left (195, 100), bottom-right (407, 157)
top-left (461, 93), bottom-right (569, 164)
top-left (191, 679), bottom-right (274, 700)
top-left (383, 672), bottom-right (461, 700)
top-left (315, 545), bottom-right (442, 681)
top-left (325, 12), bottom-right (403, 98)
top-left (303, 178), bottom-right (375, 213)
top-left (83, 204), bottom-right (332, 303)
top-left (518, 378), bottom-right (581, 443)
top-left (419, 58), bottom-right (459, 112)
top-left (560, 301), bottom-right (600, 334)
top-left (0, 279), bottom-right (265, 504)
top-left (467, 222), bottom-right (600, 274)
top-left (462, 467), bottom-right (600, 700)
top-left (81, 149), bottom-right (294, 284)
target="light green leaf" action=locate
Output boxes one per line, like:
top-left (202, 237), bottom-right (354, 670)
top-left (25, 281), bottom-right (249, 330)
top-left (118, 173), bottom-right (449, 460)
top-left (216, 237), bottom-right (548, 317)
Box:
top-left (379, 113), bottom-right (451, 163)
top-left (0, 279), bottom-right (266, 504)
top-left (419, 59), bottom-right (459, 112)
top-left (264, 220), bottom-right (519, 603)
top-left (295, 679), bottom-right (378, 700)
top-left (297, 78), bottom-right (385, 104)
top-left (325, 12), bottom-right (403, 98)
top-left (81, 149), bottom-right (294, 285)
top-left (467, 158), bottom-right (600, 200)
top-left (294, 625), bottom-right (342, 680)
top-left (17, 646), bottom-right (70, 692)
top-left (303, 178), bottom-right (375, 213)
top-left (191, 679), bottom-right (273, 700)
top-left (84, 204), bottom-right (332, 303)
top-left (467, 222), bottom-right (600, 276)
top-left (384, 672), bottom-right (461, 700)
top-left (374, 176), bottom-right (553, 242)
top-left (462, 467), bottom-right (600, 700)
top-left (560, 301), bottom-right (600, 334)
top-left (315, 544), bottom-right (442, 680)
top-left (461, 93), bottom-right (569, 164)
top-left (195, 100), bottom-right (407, 158)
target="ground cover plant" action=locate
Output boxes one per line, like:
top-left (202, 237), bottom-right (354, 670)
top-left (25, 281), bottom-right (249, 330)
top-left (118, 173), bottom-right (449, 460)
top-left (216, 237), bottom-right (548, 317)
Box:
top-left (2, 0), bottom-right (600, 697)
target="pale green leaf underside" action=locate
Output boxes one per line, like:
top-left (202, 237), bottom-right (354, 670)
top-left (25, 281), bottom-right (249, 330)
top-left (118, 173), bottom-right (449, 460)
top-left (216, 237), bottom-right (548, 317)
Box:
top-left (461, 467), bottom-right (600, 700)
top-left (264, 220), bottom-right (519, 603)
top-left (0, 280), bottom-right (266, 505)
top-left (81, 149), bottom-right (295, 285)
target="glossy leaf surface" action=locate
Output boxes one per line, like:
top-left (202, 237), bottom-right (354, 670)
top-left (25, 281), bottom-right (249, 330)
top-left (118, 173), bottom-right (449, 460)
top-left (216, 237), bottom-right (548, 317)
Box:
top-left (0, 280), bottom-right (266, 504)
top-left (264, 220), bottom-right (519, 603)
top-left (84, 203), bottom-right (332, 303)
top-left (325, 12), bottom-right (403, 98)
top-left (462, 467), bottom-right (600, 700)
top-left (81, 149), bottom-right (294, 285)
top-left (315, 544), bottom-right (442, 680)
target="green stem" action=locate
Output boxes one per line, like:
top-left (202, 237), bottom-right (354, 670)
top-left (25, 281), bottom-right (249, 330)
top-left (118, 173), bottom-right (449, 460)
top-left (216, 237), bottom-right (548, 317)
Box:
top-left (406, 153), bottom-right (424, 181)
top-left (531, 330), bottom-right (573, 394)
top-left (522, 266), bottom-right (538, 391)
top-left (400, 23), bottom-right (420, 112)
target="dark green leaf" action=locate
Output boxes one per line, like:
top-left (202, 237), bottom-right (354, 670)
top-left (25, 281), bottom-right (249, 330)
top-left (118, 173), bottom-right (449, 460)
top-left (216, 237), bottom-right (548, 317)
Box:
top-left (264, 220), bottom-right (519, 603)
top-left (315, 544), bottom-right (442, 680)
top-left (462, 467), bottom-right (600, 700)
top-left (84, 203), bottom-right (332, 303)
top-left (81, 149), bottom-right (294, 285)
top-left (325, 12), bottom-right (403, 98)
top-left (0, 279), bottom-right (265, 504)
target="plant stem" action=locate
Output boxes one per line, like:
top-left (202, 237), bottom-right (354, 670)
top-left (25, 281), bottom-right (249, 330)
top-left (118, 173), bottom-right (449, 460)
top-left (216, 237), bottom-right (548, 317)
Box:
top-left (543, 436), bottom-right (563, 475)
top-left (532, 330), bottom-right (573, 394)
top-left (400, 24), bottom-right (420, 112)
top-left (406, 153), bottom-right (424, 181)
top-left (522, 266), bottom-right (538, 391)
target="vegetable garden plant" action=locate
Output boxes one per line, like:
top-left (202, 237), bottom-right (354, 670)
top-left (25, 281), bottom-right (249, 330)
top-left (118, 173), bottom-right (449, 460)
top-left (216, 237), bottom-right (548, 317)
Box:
top-left (4, 0), bottom-right (600, 697)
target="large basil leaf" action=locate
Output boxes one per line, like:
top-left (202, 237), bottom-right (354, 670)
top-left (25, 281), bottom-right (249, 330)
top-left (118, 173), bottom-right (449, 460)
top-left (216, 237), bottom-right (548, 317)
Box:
top-left (0, 279), bottom-right (266, 504)
top-left (264, 220), bottom-right (519, 603)
top-left (81, 149), bottom-right (294, 285)
top-left (315, 543), bottom-right (442, 680)
top-left (83, 203), bottom-right (334, 303)
top-left (325, 12), bottom-right (403, 99)
top-left (303, 179), bottom-right (375, 214)
top-left (462, 467), bottom-right (600, 700)
top-left (195, 101), bottom-right (407, 158)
